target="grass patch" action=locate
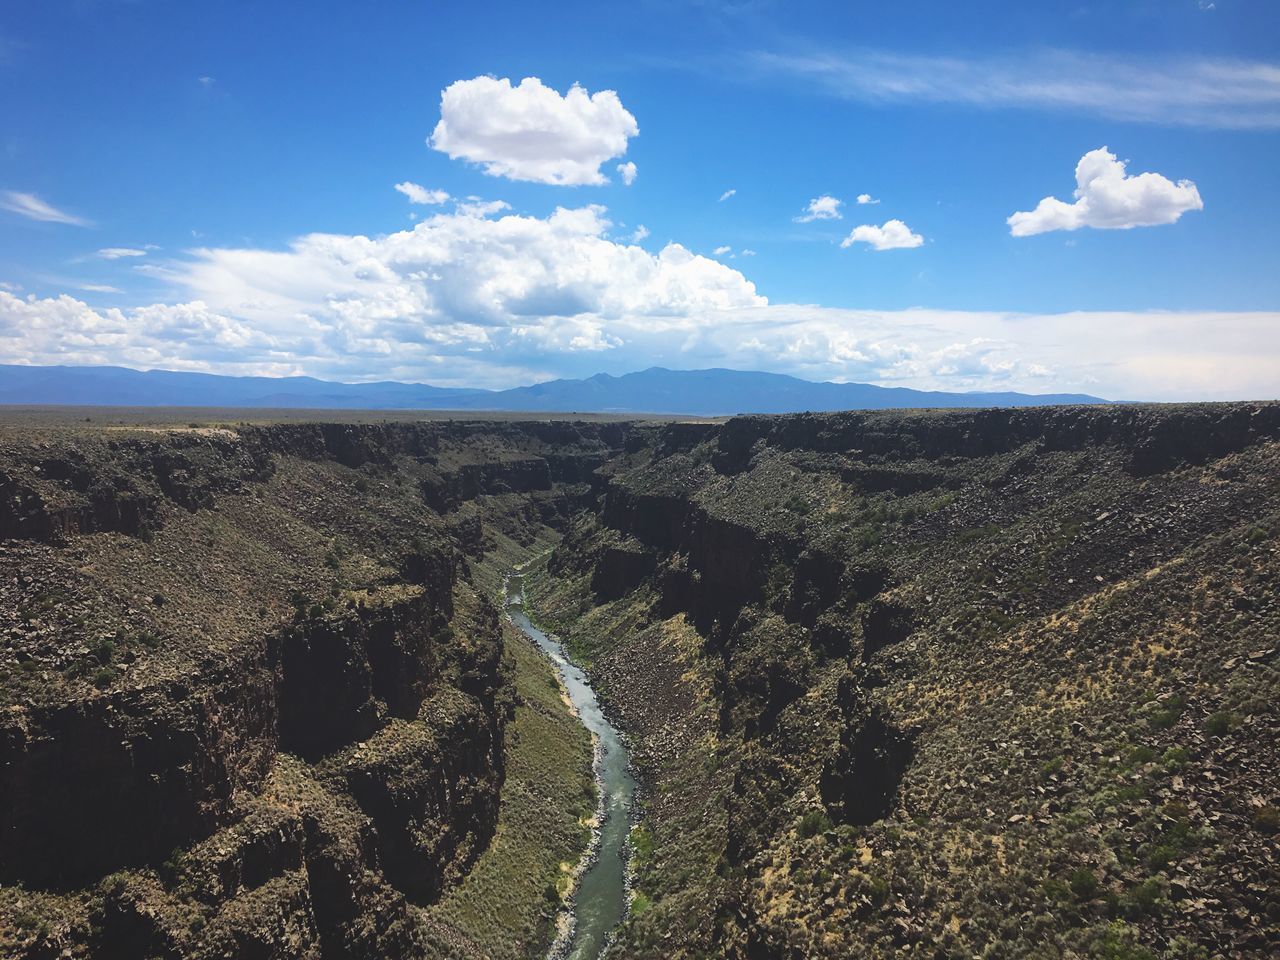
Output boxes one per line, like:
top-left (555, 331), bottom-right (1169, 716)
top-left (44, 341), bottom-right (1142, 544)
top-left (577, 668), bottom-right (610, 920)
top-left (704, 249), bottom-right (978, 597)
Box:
top-left (421, 624), bottom-right (595, 959)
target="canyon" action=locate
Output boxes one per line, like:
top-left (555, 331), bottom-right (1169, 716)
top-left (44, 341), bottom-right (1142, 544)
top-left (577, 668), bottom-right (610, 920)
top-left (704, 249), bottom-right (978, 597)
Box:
top-left (0, 403), bottom-right (1277, 959)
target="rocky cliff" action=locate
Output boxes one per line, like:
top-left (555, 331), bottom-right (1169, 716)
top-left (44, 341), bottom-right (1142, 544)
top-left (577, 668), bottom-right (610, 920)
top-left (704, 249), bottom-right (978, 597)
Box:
top-left (0, 418), bottom-right (626, 959)
top-left (3, 404), bottom-right (1277, 960)
top-left (527, 403), bottom-right (1280, 960)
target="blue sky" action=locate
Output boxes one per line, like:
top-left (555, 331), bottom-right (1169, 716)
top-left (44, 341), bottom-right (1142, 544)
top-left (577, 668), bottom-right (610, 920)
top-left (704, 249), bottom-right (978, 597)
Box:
top-left (1, 0), bottom-right (1278, 399)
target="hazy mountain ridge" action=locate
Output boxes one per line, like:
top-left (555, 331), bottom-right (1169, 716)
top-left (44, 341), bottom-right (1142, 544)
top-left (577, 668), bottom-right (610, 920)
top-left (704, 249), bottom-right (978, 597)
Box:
top-left (0, 364), bottom-right (1109, 414)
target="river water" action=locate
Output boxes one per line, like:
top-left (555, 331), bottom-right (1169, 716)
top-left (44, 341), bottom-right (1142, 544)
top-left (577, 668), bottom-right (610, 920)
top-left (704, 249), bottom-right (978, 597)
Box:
top-left (505, 572), bottom-right (637, 960)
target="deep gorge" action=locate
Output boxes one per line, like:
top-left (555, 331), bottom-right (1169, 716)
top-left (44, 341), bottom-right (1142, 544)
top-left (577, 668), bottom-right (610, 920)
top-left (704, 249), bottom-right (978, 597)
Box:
top-left (1, 403), bottom-right (1278, 959)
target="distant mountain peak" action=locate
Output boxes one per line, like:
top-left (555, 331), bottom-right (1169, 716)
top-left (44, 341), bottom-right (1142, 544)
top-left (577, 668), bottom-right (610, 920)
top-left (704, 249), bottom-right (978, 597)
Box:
top-left (0, 363), bottom-right (1111, 414)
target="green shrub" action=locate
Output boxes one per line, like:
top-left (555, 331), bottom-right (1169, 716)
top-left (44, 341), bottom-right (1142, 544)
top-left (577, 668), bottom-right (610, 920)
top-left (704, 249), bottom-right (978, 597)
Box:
top-left (630, 824), bottom-right (656, 867)
top-left (1042, 878), bottom-right (1072, 902)
top-left (1144, 844), bottom-right (1180, 871)
top-left (93, 666), bottom-right (119, 688)
top-left (1161, 746), bottom-right (1190, 769)
top-left (1204, 711), bottom-right (1236, 736)
top-left (797, 810), bottom-right (833, 839)
top-left (1121, 878), bottom-right (1163, 916)
top-left (1147, 694), bottom-right (1185, 730)
top-left (1125, 745), bottom-right (1156, 768)
top-left (866, 875), bottom-right (890, 904)
top-left (1090, 921), bottom-right (1156, 960)
top-left (1068, 867), bottom-right (1100, 900)
top-left (630, 890), bottom-right (654, 917)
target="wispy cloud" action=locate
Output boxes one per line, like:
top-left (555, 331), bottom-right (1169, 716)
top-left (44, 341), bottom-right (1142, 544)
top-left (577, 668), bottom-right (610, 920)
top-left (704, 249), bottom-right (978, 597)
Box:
top-left (750, 48), bottom-right (1280, 129)
top-left (98, 247), bottom-right (148, 259)
top-left (394, 182), bottom-right (450, 205)
top-left (1, 190), bottom-right (92, 226)
top-left (719, 188), bottom-right (736, 202)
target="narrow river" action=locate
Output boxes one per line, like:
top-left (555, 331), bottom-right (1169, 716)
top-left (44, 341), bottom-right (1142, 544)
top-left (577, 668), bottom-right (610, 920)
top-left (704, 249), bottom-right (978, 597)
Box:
top-left (506, 572), bottom-right (637, 960)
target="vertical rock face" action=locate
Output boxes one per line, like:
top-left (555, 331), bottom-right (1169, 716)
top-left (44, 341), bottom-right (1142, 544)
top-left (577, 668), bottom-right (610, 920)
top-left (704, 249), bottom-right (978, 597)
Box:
top-left (0, 651), bottom-right (279, 889)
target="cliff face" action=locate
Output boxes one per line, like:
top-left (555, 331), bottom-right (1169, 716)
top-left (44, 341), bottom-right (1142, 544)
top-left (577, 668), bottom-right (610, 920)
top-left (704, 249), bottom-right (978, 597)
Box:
top-left (0, 418), bottom-right (627, 959)
top-left (528, 403), bottom-right (1280, 960)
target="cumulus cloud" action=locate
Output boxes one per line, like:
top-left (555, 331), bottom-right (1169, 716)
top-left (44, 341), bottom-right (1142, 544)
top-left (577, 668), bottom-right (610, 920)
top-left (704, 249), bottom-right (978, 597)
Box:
top-left (740, 249), bottom-right (757, 257)
top-left (617, 161), bottom-right (638, 186)
top-left (394, 182), bottom-right (450, 205)
top-left (5, 201), bottom-right (1275, 400)
top-left (429, 76), bottom-right (639, 186)
top-left (795, 194), bottom-right (842, 222)
top-left (719, 189), bottom-right (736, 202)
top-left (1008, 147), bottom-right (1203, 237)
top-left (98, 247), bottom-right (148, 259)
top-left (1, 191), bottom-right (91, 226)
top-left (841, 219), bottom-right (924, 250)
top-left (630, 225), bottom-right (650, 242)
top-left (856, 193), bottom-right (879, 205)
top-left (714, 245), bottom-right (731, 256)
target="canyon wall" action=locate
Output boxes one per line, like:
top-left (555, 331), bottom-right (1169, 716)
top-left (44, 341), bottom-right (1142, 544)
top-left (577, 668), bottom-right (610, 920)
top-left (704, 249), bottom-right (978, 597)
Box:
top-left (528, 403), bottom-right (1280, 959)
top-left (0, 419), bottom-right (627, 959)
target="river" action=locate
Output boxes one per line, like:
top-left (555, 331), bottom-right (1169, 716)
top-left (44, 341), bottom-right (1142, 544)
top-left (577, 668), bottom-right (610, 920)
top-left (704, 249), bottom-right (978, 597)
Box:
top-left (505, 571), bottom-right (637, 960)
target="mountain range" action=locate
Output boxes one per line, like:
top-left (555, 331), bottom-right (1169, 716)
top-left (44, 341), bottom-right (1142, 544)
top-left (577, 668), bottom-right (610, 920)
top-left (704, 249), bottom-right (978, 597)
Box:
top-left (0, 364), bottom-right (1108, 415)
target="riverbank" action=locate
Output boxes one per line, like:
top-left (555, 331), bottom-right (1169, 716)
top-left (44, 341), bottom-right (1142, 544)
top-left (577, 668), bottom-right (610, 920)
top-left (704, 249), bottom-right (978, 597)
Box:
top-left (507, 568), bottom-right (638, 960)
top-left (419, 612), bottom-right (596, 959)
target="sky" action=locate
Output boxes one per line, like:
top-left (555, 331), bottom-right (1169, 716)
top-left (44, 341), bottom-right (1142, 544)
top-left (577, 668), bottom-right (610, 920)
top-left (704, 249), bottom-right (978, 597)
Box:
top-left (1, 0), bottom-right (1278, 400)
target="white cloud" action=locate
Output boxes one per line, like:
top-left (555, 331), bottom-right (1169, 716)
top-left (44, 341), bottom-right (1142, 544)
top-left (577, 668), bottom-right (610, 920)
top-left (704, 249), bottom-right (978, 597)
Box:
top-left (719, 189), bottom-right (736, 202)
top-left (631, 225), bottom-right (650, 242)
top-left (796, 194), bottom-right (842, 222)
top-left (455, 198), bottom-right (511, 218)
top-left (76, 283), bottom-right (123, 294)
top-left (713, 245), bottom-right (731, 256)
top-left (429, 76), bottom-right (638, 185)
top-left (6, 283), bottom-right (1275, 400)
top-left (1008, 147), bottom-right (1203, 237)
top-left (856, 193), bottom-right (879, 205)
top-left (754, 49), bottom-right (1280, 129)
top-left (617, 161), bottom-right (638, 186)
top-left (98, 247), bottom-right (148, 259)
top-left (5, 201), bottom-right (1275, 401)
top-left (198, 76), bottom-right (215, 88)
top-left (394, 182), bottom-right (450, 205)
top-left (1, 191), bottom-right (91, 226)
top-left (740, 249), bottom-right (757, 257)
top-left (841, 219), bottom-right (924, 250)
